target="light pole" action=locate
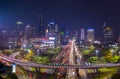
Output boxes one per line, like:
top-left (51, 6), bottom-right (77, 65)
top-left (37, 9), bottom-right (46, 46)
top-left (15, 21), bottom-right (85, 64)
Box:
top-left (111, 49), bottom-right (114, 55)
top-left (9, 45), bottom-right (11, 50)
top-left (37, 49), bottom-right (40, 56)
top-left (23, 44), bottom-right (26, 50)
top-left (95, 50), bottom-right (99, 59)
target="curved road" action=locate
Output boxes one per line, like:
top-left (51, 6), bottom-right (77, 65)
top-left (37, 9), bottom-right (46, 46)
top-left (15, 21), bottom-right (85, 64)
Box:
top-left (1, 54), bottom-right (120, 69)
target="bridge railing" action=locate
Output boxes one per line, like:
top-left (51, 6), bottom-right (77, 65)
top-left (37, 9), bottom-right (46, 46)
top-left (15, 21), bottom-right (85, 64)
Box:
top-left (0, 55), bottom-right (120, 69)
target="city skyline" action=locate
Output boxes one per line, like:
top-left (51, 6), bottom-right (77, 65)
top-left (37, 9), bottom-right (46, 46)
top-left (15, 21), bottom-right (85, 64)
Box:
top-left (1, 1), bottom-right (120, 79)
top-left (0, 0), bottom-right (120, 39)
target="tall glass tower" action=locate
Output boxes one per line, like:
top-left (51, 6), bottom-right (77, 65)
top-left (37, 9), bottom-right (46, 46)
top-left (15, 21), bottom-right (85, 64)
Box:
top-left (80, 28), bottom-right (85, 41)
top-left (103, 23), bottom-right (113, 46)
top-left (87, 28), bottom-right (95, 42)
top-left (38, 14), bottom-right (44, 37)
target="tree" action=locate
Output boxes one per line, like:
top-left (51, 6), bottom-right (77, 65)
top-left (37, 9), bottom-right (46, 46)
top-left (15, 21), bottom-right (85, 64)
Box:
top-left (108, 55), bottom-right (120, 63)
top-left (87, 56), bottom-right (98, 64)
top-left (31, 56), bottom-right (50, 64)
top-left (24, 50), bottom-right (34, 60)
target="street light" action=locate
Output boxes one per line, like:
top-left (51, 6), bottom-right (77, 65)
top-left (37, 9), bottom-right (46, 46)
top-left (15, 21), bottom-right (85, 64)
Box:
top-left (111, 49), bottom-right (114, 53)
top-left (118, 51), bottom-right (120, 55)
top-left (72, 72), bottom-right (75, 75)
top-left (95, 50), bottom-right (99, 58)
top-left (37, 49), bottom-right (40, 55)
top-left (23, 44), bottom-right (26, 49)
top-left (9, 45), bottom-right (11, 50)
top-left (111, 49), bottom-right (114, 55)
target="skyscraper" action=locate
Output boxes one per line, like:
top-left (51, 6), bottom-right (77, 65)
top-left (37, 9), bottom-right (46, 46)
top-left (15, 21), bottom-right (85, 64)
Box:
top-left (38, 14), bottom-right (44, 37)
top-left (32, 26), bottom-right (37, 37)
top-left (16, 21), bottom-right (24, 38)
top-left (103, 23), bottom-right (113, 46)
top-left (25, 24), bottom-right (33, 39)
top-left (87, 28), bottom-right (95, 42)
top-left (45, 22), bottom-right (59, 45)
top-left (0, 27), bottom-right (9, 48)
top-left (47, 22), bottom-right (59, 33)
top-left (80, 28), bottom-right (85, 41)
top-left (59, 25), bottom-right (66, 45)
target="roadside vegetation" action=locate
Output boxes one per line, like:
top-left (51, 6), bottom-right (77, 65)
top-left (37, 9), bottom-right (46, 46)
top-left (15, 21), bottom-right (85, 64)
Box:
top-left (81, 44), bottom-right (120, 79)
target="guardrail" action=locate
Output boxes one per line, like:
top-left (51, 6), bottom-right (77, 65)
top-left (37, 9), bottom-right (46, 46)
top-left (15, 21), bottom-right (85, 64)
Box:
top-left (0, 55), bottom-right (120, 69)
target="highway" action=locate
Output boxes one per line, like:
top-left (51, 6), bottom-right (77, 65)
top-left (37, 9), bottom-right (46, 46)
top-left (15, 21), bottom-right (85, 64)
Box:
top-left (54, 41), bottom-right (72, 78)
top-left (73, 39), bottom-right (87, 79)
top-left (1, 41), bottom-right (120, 79)
top-left (1, 53), bottom-right (120, 69)
top-left (66, 40), bottom-right (77, 79)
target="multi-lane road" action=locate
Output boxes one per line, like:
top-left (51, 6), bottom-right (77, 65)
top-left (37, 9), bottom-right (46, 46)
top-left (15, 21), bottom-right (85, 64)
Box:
top-left (1, 49), bottom-right (120, 70)
top-left (1, 40), bottom-right (120, 79)
top-left (66, 40), bottom-right (78, 79)
top-left (73, 39), bottom-right (87, 79)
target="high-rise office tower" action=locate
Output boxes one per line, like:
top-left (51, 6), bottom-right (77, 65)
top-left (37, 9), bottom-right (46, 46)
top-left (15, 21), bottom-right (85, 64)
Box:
top-left (58, 25), bottom-right (66, 45)
top-left (38, 14), bottom-right (44, 37)
top-left (0, 27), bottom-right (9, 48)
top-left (73, 30), bottom-right (79, 40)
top-left (47, 22), bottom-right (59, 34)
top-left (16, 21), bottom-right (24, 38)
top-left (87, 28), bottom-right (95, 42)
top-left (45, 22), bottom-right (59, 45)
top-left (80, 28), bottom-right (85, 40)
top-left (32, 26), bottom-right (37, 37)
top-left (103, 23), bottom-right (113, 46)
top-left (25, 24), bottom-right (33, 39)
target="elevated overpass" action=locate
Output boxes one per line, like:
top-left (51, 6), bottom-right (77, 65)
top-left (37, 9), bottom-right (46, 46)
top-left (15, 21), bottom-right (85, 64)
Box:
top-left (0, 55), bottom-right (120, 69)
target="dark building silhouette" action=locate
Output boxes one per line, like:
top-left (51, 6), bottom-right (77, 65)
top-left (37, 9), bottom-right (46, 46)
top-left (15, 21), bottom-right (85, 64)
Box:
top-left (24, 24), bottom-right (33, 39)
top-left (0, 27), bottom-right (9, 48)
top-left (38, 14), bottom-right (45, 37)
top-left (102, 22), bottom-right (113, 47)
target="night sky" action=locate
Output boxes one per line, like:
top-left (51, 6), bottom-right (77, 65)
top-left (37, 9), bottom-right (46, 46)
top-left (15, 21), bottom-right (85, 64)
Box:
top-left (0, 0), bottom-right (120, 39)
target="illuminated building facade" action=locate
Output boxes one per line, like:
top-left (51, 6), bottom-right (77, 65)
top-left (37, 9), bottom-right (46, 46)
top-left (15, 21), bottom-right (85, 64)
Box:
top-left (47, 22), bottom-right (59, 33)
top-left (80, 28), bottom-right (85, 45)
top-left (87, 28), bottom-right (95, 42)
top-left (103, 23), bottom-right (113, 46)
top-left (7, 35), bottom-right (18, 48)
top-left (17, 21), bottom-right (24, 38)
top-left (0, 28), bottom-right (10, 48)
top-left (32, 26), bottom-right (37, 37)
top-left (24, 24), bottom-right (33, 39)
top-left (45, 22), bottom-right (59, 45)
top-left (80, 28), bottom-right (85, 40)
